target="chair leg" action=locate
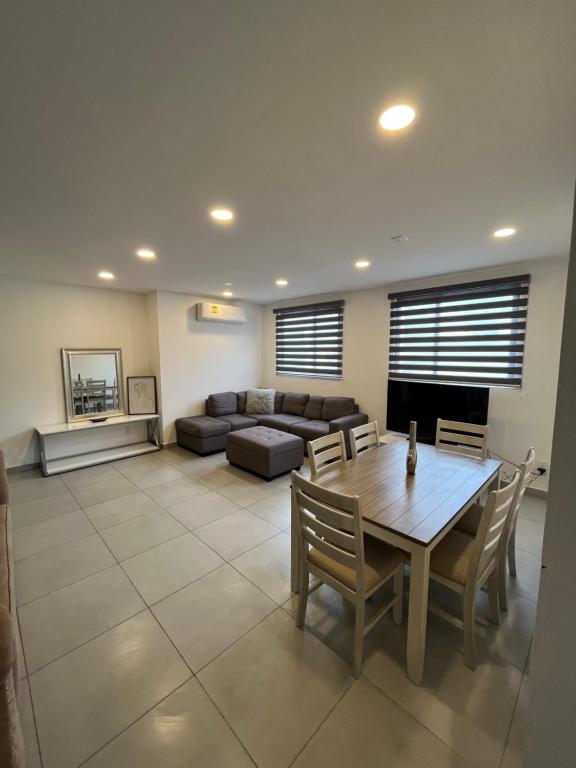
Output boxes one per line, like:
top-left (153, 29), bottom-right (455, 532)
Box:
top-left (499, 548), bottom-right (508, 612)
top-left (463, 586), bottom-right (478, 670)
top-left (296, 563), bottom-right (309, 629)
top-left (352, 600), bottom-right (365, 677)
top-left (508, 526), bottom-right (518, 578)
top-left (488, 568), bottom-right (500, 625)
top-left (392, 563), bottom-right (404, 625)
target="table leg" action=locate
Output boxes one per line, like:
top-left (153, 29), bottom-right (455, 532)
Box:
top-left (407, 546), bottom-right (430, 685)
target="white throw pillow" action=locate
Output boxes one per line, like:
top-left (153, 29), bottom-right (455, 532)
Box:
top-left (245, 388), bottom-right (275, 415)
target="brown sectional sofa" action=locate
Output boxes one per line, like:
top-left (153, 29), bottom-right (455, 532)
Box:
top-left (175, 390), bottom-right (368, 455)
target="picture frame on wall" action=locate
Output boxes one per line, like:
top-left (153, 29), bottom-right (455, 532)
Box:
top-left (127, 376), bottom-right (157, 415)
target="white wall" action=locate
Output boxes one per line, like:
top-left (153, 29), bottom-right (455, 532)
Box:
top-left (0, 276), bottom-right (151, 467)
top-left (154, 291), bottom-right (262, 444)
top-left (262, 257), bottom-right (568, 468)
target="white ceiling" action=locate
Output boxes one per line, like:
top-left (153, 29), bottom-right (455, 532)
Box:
top-left (1, 1), bottom-right (575, 304)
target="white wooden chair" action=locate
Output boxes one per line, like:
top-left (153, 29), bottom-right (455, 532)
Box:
top-left (429, 471), bottom-right (521, 669)
top-left (455, 447), bottom-right (536, 609)
top-left (350, 421), bottom-right (380, 459)
top-left (308, 431), bottom-right (346, 478)
top-left (291, 471), bottom-right (404, 676)
top-left (435, 418), bottom-right (489, 460)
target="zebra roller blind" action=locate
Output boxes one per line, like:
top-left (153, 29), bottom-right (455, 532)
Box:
top-left (274, 300), bottom-right (344, 378)
top-left (388, 275), bottom-right (530, 387)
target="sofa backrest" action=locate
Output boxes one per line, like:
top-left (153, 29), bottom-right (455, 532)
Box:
top-left (321, 397), bottom-right (357, 421)
top-left (281, 392), bottom-right (310, 416)
top-left (304, 395), bottom-right (324, 420)
top-left (205, 391), bottom-right (238, 417)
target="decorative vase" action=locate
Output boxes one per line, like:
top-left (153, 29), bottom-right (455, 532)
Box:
top-left (406, 421), bottom-right (418, 475)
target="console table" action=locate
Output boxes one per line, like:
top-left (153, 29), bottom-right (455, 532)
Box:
top-left (36, 414), bottom-right (160, 476)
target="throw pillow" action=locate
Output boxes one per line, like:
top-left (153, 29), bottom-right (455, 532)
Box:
top-left (245, 388), bottom-right (275, 415)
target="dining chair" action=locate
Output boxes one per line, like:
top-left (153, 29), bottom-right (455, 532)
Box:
top-left (308, 431), bottom-right (347, 478)
top-left (291, 471), bottom-right (404, 677)
top-left (435, 418), bottom-right (489, 460)
top-left (428, 470), bottom-right (520, 669)
top-left (455, 447), bottom-right (536, 609)
top-left (350, 421), bottom-right (380, 459)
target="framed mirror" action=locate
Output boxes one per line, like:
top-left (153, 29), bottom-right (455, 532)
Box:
top-left (61, 348), bottom-right (125, 422)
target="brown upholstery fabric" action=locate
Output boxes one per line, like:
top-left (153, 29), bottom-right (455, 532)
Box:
top-left (205, 391), bottom-right (238, 417)
top-left (236, 391), bottom-right (247, 414)
top-left (257, 414), bottom-right (308, 432)
top-left (303, 395), bottom-right (324, 420)
top-left (274, 391), bottom-right (285, 413)
top-left (290, 420), bottom-right (330, 441)
top-left (216, 414), bottom-right (259, 431)
top-left (282, 392), bottom-right (310, 416)
top-left (454, 503), bottom-right (484, 537)
top-left (321, 397), bottom-right (356, 422)
top-left (309, 539), bottom-right (403, 592)
top-left (430, 530), bottom-right (476, 585)
top-left (0, 451), bottom-right (8, 506)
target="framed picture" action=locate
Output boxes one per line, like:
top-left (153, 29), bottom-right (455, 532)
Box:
top-left (127, 376), bottom-right (157, 415)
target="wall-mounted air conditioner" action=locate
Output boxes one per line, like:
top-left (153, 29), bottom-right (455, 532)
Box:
top-left (196, 302), bottom-right (247, 324)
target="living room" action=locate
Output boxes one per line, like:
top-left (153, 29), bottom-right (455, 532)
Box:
top-left (1, 2), bottom-right (575, 768)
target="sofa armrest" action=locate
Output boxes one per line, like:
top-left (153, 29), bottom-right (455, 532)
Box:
top-left (328, 413), bottom-right (369, 455)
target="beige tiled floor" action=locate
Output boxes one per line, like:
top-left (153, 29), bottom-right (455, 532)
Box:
top-left (10, 447), bottom-right (543, 768)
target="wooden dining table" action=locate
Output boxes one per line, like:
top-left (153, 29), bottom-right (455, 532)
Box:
top-left (290, 441), bottom-right (501, 685)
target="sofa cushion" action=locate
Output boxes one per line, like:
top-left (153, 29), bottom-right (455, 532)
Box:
top-left (282, 392), bottom-right (310, 416)
top-left (246, 388), bottom-right (275, 415)
top-left (175, 416), bottom-right (231, 438)
top-left (321, 396), bottom-right (356, 422)
top-left (216, 414), bottom-right (259, 431)
top-left (290, 420), bottom-right (330, 441)
top-left (304, 395), bottom-right (324, 420)
top-left (236, 391), bottom-right (247, 414)
top-left (206, 391), bottom-right (237, 417)
top-left (257, 414), bottom-right (308, 433)
top-left (274, 391), bottom-right (285, 413)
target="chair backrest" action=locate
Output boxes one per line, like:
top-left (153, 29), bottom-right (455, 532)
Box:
top-left (350, 421), bottom-right (380, 459)
top-left (308, 431), bottom-right (346, 478)
top-left (503, 446), bottom-right (536, 547)
top-left (470, 471), bottom-right (521, 582)
top-left (435, 418), bottom-right (489, 460)
top-left (291, 471), bottom-right (365, 594)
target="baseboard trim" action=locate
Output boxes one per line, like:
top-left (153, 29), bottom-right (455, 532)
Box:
top-left (7, 462), bottom-right (40, 475)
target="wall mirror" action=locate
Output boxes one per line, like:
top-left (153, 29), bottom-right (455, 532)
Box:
top-left (61, 348), bottom-right (125, 422)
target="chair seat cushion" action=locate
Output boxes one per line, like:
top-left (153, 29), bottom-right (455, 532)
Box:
top-left (257, 414), bottom-right (308, 432)
top-left (454, 503), bottom-right (484, 537)
top-left (216, 414), bottom-right (259, 431)
top-left (290, 420), bottom-right (330, 441)
top-left (309, 538), bottom-right (403, 592)
top-left (430, 530), bottom-right (476, 585)
top-left (175, 416), bottom-right (231, 438)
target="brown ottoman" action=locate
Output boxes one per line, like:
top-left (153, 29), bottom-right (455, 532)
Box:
top-left (226, 427), bottom-right (304, 480)
top-left (175, 416), bottom-right (231, 455)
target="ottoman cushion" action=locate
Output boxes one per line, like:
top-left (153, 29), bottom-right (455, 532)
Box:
top-left (226, 427), bottom-right (304, 479)
top-left (175, 416), bottom-right (230, 438)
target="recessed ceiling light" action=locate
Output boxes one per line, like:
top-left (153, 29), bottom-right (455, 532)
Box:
top-left (224, 282), bottom-right (234, 287)
top-left (210, 208), bottom-right (235, 223)
top-left (222, 290), bottom-right (234, 298)
top-left (355, 259), bottom-right (371, 269)
top-left (98, 270), bottom-right (115, 280)
top-left (378, 104), bottom-right (416, 132)
top-left (493, 227), bottom-right (517, 238)
top-left (135, 248), bottom-right (156, 260)
top-left (276, 278), bottom-right (288, 287)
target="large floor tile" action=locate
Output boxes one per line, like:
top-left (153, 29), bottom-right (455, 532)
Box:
top-left (18, 678), bottom-right (42, 768)
top-left (198, 609), bottom-right (352, 768)
top-left (13, 508), bottom-right (94, 561)
top-left (293, 677), bottom-right (470, 768)
top-left (72, 475), bottom-right (137, 507)
top-left (157, 445), bottom-right (203, 469)
top-left (166, 491), bottom-right (240, 530)
top-left (15, 534), bottom-right (116, 605)
top-left (122, 464), bottom-right (185, 490)
top-left (515, 517), bottom-right (544, 557)
top-left (100, 509), bottom-right (186, 561)
top-left (153, 564), bottom-right (275, 671)
top-left (247, 490), bottom-right (291, 529)
top-left (194, 509), bottom-right (278, 560)
top-left (183, 464), bottom-right (239, 489)
top-left (11, 491), bottom-right (80, 529)
top-left (232, 532), bottom-right (293, 604)
top-left (362, 614), bottom-right (523, 768)
top-left (507, 549), bottom-right (542, 602)
top-left (8, 474), bottom-right (66, 504)
top-left (61, 463), bottom-right (123, 490)
top-left (19, 565), bottom-right (146, 672)
top-left (30, 611), bottom-right (191, 768)
top-left (82, 677), bottom-right (255, 768)
top-left (121, 532), bottom-right (224, 604)
top-left (144, 476), bottom-right (209, 506)
top-left (84, 491), bottom-right (163, 531)
top-left (218, 478), bottom-right (281, 507)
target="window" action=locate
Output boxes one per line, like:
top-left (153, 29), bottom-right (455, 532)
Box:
top-left (388, 275), bottom-right (530, 387)
top-left (274, 300), bottom-right (344, 379)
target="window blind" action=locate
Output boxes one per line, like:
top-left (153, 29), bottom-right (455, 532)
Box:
top-left (274, 300), bottom-right (344, 378)
top-left (388, 275), bottom-right (530, 388)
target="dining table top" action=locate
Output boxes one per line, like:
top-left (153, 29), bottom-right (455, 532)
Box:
top-left (311, 441), bottom-right (502, 547)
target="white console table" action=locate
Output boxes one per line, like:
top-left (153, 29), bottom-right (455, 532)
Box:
top-left (36, 414), bottom-right (160, 476)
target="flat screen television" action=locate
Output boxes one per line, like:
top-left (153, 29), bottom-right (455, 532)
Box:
top-left (386, 380), bottom-right (489, 445)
